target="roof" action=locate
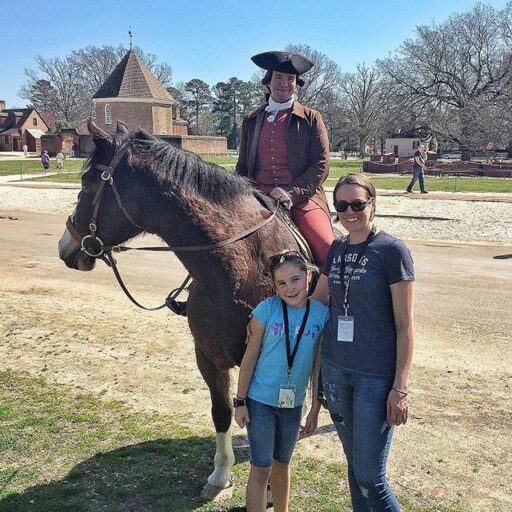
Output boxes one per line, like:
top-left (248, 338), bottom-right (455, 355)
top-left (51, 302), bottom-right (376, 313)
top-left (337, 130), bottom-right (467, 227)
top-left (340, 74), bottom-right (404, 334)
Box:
top-left (26, 128), bottom-right (46, 138)
top-left (0, 108), bottom-right (48, 134)
top-left (0, 108), bottom-right (32, 133)
top-left (93, 49), bottom-right (173, 102)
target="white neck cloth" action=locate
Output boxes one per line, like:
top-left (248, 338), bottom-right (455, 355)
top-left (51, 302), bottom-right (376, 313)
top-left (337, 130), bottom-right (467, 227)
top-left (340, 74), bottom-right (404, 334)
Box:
top-left (265, 96), bottom-right (294, 122)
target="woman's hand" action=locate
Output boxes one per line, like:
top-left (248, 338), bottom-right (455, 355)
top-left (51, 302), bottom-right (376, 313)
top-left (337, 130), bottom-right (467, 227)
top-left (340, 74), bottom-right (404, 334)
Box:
top-left (299, 407), bottom-right (320, 438)
top-left (234, 406), bottom-right (250, 429)
top-left (386, 388), bottom-right (408, 426)
top-left (270, 187), bottom-right (292, 209)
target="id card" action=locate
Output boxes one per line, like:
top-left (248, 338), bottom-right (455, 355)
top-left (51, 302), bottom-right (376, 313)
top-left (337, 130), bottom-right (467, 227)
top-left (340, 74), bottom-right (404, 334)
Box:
top-left (278, 385), bottom-right (296, 408)
top-left (337, 316), bottom-right (355, 342)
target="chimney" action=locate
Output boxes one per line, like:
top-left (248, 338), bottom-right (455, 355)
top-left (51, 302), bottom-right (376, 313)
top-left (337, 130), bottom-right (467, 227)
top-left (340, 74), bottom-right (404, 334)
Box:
top-left (0, 100), bottom-right (5, 112)
top-left (175, 106), bottom-right (181, 120)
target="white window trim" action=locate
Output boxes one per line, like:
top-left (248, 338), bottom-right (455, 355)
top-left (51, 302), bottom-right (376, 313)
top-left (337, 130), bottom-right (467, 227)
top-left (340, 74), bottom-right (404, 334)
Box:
top-left (105, 104), bottom-right (112, 125)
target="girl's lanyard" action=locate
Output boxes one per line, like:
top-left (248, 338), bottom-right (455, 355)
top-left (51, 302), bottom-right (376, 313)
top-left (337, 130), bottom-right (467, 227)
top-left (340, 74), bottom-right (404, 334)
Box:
top-left (338, 226), bottom-right (376, 342)
top-left (278, 298), bottom-right (310, 408)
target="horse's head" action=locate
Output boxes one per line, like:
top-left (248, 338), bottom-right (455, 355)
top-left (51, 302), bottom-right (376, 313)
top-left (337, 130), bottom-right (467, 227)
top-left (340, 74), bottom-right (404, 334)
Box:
top-left (58, 120), bottom-right (143, 271)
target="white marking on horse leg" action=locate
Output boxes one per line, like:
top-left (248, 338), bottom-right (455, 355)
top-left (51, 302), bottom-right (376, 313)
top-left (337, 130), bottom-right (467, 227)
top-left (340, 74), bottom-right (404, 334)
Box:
top-left (207, 430), bottom-right (235, 488)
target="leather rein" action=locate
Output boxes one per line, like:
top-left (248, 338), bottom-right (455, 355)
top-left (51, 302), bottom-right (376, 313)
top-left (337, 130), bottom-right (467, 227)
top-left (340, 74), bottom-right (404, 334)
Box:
top-left (66, 142), bottom-right (279, 311)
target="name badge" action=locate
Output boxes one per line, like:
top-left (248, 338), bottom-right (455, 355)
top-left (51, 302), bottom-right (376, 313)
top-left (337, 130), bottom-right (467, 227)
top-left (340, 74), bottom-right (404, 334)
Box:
top-left (337, 316), bottom-right (354, 342)
top-left (279, 385), bottom-right (296, 408)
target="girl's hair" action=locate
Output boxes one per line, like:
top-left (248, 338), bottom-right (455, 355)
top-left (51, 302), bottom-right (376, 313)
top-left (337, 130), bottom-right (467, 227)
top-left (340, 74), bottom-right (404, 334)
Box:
top-left (269, 251), bottom-right (308, 279)
top-left (333, 173), bottom-right (377, 221)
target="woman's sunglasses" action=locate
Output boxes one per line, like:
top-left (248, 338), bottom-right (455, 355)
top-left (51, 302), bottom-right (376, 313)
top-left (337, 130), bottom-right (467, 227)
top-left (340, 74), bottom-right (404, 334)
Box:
top-left (333, 198), bottom-right (373, 213)
top-left (269, 250), bottom-right (304, 269)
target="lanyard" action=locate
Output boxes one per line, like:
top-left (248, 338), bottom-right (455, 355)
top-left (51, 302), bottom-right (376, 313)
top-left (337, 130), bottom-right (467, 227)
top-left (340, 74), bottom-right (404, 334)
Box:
top-left (282, 298), bottom-right (310, 377)
top-left (340, 226), bottom-right (377, 317)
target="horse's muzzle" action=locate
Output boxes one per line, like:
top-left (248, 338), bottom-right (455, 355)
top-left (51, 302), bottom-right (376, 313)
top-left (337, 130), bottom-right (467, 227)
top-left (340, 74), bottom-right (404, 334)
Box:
top-left (58, 228), bottom-right (96, 271)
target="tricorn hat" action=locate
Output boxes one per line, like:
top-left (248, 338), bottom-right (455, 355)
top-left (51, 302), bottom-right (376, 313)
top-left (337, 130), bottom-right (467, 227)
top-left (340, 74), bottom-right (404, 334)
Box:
top-left (251, 51), bottom-right (314, 75)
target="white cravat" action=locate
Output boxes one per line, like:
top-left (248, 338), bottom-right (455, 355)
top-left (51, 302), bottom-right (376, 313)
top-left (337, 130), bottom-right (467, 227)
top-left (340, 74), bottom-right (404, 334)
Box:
top-left (265, 96), bottom-right (294, 122)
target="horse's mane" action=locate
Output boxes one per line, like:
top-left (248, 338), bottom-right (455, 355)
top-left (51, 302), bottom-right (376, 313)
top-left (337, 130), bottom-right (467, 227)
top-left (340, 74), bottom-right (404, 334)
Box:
top-left (124, 129), bottom-right (254, 205)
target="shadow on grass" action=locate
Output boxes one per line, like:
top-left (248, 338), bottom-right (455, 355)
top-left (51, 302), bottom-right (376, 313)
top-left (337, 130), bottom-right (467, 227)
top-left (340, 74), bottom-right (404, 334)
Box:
top-left (0, 436), bottom-right (251, 512)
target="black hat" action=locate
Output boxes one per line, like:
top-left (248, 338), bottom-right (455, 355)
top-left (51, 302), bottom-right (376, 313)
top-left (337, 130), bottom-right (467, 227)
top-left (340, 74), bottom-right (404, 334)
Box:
top-left (251, 51), bottom-right (314, 75)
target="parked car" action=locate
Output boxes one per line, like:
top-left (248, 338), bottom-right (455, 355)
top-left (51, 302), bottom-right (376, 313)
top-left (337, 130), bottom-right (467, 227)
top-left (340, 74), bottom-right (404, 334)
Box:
top-left (440, 151), bottom-right (462, 159)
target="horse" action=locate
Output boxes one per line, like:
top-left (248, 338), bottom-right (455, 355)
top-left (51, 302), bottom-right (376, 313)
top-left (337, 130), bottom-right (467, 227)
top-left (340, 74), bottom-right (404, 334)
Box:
top-left (58, 120), bottom-right (306, 497)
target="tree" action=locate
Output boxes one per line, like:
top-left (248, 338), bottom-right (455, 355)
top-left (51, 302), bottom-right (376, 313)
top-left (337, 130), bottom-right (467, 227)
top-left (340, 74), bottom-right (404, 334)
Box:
top-left (212, 78), bottom-right (260, 148)
top-left (184, 79), bottom-right (212, 134)
top-left (20, 55), bottom-right (89, 125)
top-left (377, 2), bottom-right (512, 159)
top-left (338, 64), bottom-right (388, 157)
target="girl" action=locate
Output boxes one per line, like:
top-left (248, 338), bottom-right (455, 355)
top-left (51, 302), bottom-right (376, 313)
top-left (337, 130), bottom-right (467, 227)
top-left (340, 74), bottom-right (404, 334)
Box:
top-left (234, 251), bottom-right (329, 512)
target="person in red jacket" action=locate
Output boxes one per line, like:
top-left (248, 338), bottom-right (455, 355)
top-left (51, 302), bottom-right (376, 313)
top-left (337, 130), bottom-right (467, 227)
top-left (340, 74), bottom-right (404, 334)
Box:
top-left (235, 51), bottom-right (334, 267)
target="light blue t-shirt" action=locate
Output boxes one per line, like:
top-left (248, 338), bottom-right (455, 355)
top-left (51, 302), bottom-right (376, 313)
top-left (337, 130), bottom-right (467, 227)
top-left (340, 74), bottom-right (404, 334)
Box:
top-left (248, 295), bottom-right (329, 407)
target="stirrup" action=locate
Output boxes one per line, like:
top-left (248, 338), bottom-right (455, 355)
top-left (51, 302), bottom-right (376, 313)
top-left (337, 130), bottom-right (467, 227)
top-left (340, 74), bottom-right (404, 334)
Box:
top-left (166, 298), bottom-right (187, 316)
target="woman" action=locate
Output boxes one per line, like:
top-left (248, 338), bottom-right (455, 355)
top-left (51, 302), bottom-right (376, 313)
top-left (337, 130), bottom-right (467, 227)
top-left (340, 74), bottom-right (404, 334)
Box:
top-left (235, 51), bottom-right (334, 266)
top-left (312, 173), bottom-right (414, 511)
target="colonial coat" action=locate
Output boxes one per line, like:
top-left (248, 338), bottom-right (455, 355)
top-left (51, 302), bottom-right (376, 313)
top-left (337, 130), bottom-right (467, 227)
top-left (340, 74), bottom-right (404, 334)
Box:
top-left (235, 101), bottom-right (330, 218)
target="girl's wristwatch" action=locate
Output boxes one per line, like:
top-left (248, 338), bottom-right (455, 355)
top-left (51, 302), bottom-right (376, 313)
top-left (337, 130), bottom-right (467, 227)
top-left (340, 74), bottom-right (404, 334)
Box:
top-left (233, 396), bottom-right (247, 407)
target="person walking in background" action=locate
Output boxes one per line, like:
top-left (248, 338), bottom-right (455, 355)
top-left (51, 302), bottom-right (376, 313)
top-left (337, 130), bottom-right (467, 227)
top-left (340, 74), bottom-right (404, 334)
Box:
top-left (41, 150), bottom-right (50, 174)
top-left (56, 151), bottom-right (65, 173)
top-left (313, 173), bottom-right (415, 511)
top-left (234, 251), bottom-right (328, 512)
top-left (406, 144), bottom-right (428, 193)
top-left (235, 50), bottom-right (334, 267)
top-left (23, 144), bottom-right (28, 157)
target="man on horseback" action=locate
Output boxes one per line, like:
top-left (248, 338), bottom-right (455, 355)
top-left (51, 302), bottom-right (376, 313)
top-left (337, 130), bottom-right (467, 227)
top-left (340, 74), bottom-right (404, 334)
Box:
top-left (235, 50), bottom-right (335, 267)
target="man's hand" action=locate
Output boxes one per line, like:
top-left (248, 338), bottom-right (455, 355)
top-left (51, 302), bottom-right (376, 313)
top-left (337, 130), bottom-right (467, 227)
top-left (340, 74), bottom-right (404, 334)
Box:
top-left (270, 187), bottom-right (292, 209)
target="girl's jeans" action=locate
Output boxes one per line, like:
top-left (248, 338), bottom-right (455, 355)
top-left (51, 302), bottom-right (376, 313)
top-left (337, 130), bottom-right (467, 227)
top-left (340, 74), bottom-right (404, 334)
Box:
top-left (322, 360), bottom-right (401, 511)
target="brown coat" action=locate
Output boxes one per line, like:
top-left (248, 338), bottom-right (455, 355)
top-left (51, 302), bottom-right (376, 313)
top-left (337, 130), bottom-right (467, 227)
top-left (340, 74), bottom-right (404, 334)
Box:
top-left (235, 101), bottom-right (330, 217)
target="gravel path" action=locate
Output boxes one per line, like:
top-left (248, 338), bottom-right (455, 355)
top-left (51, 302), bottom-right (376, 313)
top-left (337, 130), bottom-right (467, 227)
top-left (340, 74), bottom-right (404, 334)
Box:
top-left (1, 183), bottom-right (511, 246)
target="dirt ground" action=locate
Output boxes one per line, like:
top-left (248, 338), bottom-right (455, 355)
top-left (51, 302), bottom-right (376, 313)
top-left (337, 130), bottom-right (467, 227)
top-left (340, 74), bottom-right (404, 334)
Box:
top-left (0, 205), bottom-right (511, 511)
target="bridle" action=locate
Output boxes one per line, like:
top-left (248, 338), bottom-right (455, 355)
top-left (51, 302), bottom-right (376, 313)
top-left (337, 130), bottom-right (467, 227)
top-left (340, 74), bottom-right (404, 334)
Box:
top-left (66, 141), bottom-right (279, 311)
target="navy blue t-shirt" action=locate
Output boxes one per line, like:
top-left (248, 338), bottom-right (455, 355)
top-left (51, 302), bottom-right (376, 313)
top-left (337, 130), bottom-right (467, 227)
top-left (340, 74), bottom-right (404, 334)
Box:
top-left (322, 231), bottom-right (415, 376)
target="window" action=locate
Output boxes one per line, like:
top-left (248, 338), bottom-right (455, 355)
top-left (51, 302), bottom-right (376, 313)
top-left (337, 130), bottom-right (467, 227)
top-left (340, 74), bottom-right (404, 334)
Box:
top-left (33, 117), bottom-right (37, 126)
top-left (4, 136), bottom-right (8, 143)
top-left (412, 140), bottom-right (419, 149)
top-left (105, 104), bottom-right (112, 125)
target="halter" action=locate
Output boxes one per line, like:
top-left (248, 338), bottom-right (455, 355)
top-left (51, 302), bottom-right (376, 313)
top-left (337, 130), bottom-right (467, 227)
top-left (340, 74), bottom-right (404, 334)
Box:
top-left (66, 141), bottom-right (279, 311)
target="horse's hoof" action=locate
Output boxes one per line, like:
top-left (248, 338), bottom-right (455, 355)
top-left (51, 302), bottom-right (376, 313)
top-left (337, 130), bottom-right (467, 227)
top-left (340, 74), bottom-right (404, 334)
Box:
top-left (200, 482), bottom-right (233, 502)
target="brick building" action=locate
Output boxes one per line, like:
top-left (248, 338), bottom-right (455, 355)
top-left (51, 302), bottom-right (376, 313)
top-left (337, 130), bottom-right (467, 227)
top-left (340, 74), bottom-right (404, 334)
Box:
top-left (0, 101), bottom-right (49, 152)
top-left (91, 49), bottom-right (226, 155)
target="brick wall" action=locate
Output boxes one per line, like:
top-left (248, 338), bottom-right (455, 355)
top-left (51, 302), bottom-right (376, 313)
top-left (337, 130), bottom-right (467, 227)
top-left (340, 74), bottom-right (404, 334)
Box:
top-left (152, 105), bottom-right (173, 135)
top-left (95, 101), bottom-right (155, 134)
top-left (160, 135), bottom-right (227, 156)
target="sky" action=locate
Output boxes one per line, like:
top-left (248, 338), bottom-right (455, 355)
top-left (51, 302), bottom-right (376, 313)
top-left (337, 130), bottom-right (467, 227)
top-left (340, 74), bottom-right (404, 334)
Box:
top-left (1, 0), bottom-right (509, 108)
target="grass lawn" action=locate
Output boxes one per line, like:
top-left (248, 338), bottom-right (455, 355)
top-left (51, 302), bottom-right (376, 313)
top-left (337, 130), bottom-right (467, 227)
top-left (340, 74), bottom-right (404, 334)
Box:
top-left (0, 159), bottom-right (86, 176)
top-left (0, 371), bottom-right (458, 512)
top-left (4, 156), bottom-right (511, 193)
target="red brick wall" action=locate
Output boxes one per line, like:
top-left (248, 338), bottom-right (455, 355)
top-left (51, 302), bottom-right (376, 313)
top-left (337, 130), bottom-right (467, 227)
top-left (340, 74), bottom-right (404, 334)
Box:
top-left (95, 101), bottom-right (155, 134)
top-left (160, 135), bottom-right (227, 156)
top-left (152, 105), bottom-right (173, 135)
top-left (173, 123), bottom-right (188, 136)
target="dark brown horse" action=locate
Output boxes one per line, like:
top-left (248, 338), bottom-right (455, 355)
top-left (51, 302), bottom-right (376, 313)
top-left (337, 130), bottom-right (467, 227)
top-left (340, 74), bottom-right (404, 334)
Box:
top-left (58, 121), bottom-right (303, 496)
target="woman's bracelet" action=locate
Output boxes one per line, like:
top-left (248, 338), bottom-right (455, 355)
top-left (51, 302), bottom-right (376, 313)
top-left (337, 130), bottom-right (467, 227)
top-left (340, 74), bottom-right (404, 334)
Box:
top-left (392, 387), bottom-right (408, 396)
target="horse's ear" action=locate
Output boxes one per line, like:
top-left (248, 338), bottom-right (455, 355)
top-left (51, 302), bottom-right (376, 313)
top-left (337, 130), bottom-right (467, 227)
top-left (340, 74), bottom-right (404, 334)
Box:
top-left (116, 120), bottom-right (129, 135)
top-left (87, 118), bottom-right (112, 141)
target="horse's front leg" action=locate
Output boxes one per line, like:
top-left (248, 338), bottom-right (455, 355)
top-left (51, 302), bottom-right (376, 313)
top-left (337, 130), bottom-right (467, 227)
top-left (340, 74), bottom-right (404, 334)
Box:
top-left (195, 347), bottom-right (235, 498)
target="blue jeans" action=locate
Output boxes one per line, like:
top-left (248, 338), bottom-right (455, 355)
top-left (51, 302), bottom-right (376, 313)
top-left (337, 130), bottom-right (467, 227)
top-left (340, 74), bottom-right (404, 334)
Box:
top-left (246, 398), bottom-right (302, 468)
top-left (406, 167), bottom-right (426, 192)
top-left (322, 360), bottom-right (400, 511)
